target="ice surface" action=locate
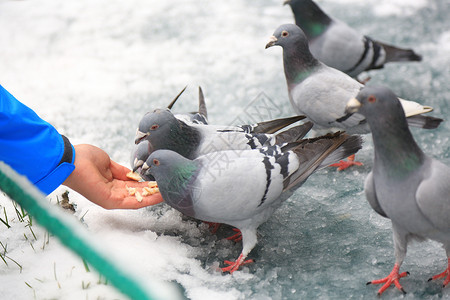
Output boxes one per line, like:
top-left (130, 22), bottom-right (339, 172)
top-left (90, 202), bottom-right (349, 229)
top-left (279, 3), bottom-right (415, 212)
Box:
top-left (0, 0), bottom-right (449, 299)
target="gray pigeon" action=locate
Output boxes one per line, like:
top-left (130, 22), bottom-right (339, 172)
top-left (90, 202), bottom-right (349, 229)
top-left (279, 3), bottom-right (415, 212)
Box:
top-left (133, 84), bottom-right (312, 177)
top-left (131, 86), bottom-right (207, 179)
top-left (265, 24), bottom-right (442, 169)
top-left (134, 107), bottom-right (311, 159)
top-left (130, 140), bottom-right (154, 180)
top-left (345, 85), bottom-right (450, 295)
top-left (142, 132), bottom-right (363, 273)
top-left (284, 0), bottom-right (422, 77)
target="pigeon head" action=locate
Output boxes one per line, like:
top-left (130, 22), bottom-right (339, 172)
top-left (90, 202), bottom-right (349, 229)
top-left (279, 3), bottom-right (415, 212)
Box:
top-left (345, 85), bottom-right (407, 128)
top-left (135, 108), bottom-right (201, 159)
top-left (135, 108), bottom-right (181, 143)
top-left (131, 140), bottom-right (153, 172)
top-left (266, 24), bottom-right (319, 86)
top-left (266, 24), bottom-right (310, 52)
top-left (142, 149), bottom-right (188, 182)
top-left (142, 150), bottom-right (199, 216)
top-left (346, 85), bottom-right (425, 174)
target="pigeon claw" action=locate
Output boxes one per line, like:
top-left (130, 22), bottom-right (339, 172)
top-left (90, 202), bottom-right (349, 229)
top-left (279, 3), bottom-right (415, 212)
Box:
top-left (226, 228), bottom-right (242, 242)
top-left (428, 262), bottom-right (450, 287)
top-left (368, 264), bottom-right (409, 295)
top-left (204, 222), bottom-right (221, 234)
top-left (221, 253), bottom-right (254, 274)
top-left (329, 154), bottom-right (363, 171)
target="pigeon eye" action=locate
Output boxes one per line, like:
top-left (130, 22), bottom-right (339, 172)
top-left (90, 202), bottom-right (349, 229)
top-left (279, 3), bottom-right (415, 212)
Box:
top-left (368, 95), bottom-right (377, 103)
top-left (150, 124), bottom-right (159, 130)
top-left (281, 30), bottom-right (289, 37)
top-left (153, 159), bottom-right (160, 166)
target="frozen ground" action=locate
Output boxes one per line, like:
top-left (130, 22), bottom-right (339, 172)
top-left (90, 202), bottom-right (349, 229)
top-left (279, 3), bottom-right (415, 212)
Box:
top-left (0, 0), bottom-right (449, 299)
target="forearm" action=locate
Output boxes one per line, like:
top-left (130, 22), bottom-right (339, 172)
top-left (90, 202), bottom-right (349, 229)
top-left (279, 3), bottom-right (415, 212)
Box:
top-left (0, 85), bottom-right (75, 194)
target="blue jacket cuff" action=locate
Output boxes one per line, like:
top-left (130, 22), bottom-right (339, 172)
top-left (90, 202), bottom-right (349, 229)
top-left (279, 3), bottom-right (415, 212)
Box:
top-left (34, 137), bottom-right (76, 195)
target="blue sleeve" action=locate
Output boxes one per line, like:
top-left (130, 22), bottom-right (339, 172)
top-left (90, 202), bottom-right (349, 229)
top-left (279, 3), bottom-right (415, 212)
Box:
top-left (0, 84), bottom-right (76, 195)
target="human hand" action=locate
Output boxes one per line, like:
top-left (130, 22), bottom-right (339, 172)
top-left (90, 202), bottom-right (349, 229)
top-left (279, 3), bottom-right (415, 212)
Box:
top-left (62, 144), bottom-right (164, 209)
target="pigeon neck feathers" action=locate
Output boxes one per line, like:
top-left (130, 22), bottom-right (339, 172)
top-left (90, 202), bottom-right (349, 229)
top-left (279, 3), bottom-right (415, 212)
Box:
top-left (357, 88), bottom-right (426, 178)
top-left (167, 119), bottom-right (202, 159)
top-left (138, 109), bottom-right (202, 159)
top-left (150, 151), bottom-right (199, 217)
top-left (282, 40), bottom-right (320, 88)
top-left (287, 0), bottom-right (332, 39)
top-left (372, 117), bottom-right (425, 179)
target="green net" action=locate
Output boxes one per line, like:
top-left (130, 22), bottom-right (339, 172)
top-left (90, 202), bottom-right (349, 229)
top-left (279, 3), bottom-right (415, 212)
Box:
top-left (0, 161), bottom-right (171, 300)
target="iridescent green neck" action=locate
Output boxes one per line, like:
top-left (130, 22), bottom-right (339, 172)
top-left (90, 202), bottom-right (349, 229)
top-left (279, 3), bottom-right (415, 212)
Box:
top-left (372, 122), bottom-right (424, 179)
top-left (157, 160), bottom-right (199, 217)
top-left (283, 46), bottom-right (320, 86)
top-left (163, 161), bottom-right (198, 193)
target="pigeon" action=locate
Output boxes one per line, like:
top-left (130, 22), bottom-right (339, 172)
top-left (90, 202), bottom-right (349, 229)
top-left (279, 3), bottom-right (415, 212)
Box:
top-left (265, 24), bottom-right (443, 169)
top-left (132, 84), bottom-right (312, 178)
top-left (131, 86), bottom-right (208, 176)
top-left (283, 0), bottom-right (422, 77)
top-left (345, 85), bottom-right (450, 295)
top-left (142, 131), bottom-right (363, 273)
top-left (130, 140), bottom-right (154, 180)
top-left (134, 105), bottom-right (312, 159)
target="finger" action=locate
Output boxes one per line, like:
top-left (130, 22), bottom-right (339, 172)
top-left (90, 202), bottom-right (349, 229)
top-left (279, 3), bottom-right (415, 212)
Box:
top-left (124, 180), bottom-right (157, 188)
top-left (118, 193), bottom-right (164, 209)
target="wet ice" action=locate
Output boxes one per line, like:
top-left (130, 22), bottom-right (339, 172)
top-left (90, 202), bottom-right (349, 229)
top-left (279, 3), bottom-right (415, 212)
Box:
top-left (0, 0), bottom-right (449, 299)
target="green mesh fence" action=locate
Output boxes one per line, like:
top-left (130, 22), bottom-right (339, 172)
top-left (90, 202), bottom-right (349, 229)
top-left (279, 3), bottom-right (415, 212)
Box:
top-left (0, 161), bottom-right (178, 300)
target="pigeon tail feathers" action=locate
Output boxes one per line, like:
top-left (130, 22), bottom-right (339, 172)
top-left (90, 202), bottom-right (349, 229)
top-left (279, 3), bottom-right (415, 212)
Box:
top-left (376, 40), bottom-right (422, 63)
top-left (283, 132), bottom-right (362, 190)
top-left (406, 115), bottom-right (443, 129)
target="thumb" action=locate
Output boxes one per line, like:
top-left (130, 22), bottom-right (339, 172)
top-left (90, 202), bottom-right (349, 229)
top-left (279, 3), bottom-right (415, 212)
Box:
top-left (110, 160), bottom-right (133, 181)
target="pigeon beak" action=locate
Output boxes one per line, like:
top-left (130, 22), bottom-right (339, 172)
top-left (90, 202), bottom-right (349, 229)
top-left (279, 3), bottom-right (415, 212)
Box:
top-left (132, 159), bottom-right (144, 172)
top-left (283, 0), bottom-right (291, 5)
top-left (135, 130), bottom-right (148, 144)
top-left (142, 162), bottom-right (150, 171)
top-left (345, 98), bottom-right (362, 114)
top-left (265, 36), bottom-right (278, 49)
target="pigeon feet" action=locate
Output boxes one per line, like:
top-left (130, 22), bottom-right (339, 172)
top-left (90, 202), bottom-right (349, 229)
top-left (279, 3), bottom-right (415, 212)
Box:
top-left (367, 264), bottom-right (409, 295)
top-left (428, 259), bottom-right (450, 287)
top-left (204, 222), bottom-right (221, 234)
top-left (329, 154), bottom-right (363, 171)
top-left (226, 228), bottom-right (242, 242)
top-left (221, 253), bottom-right (254, 274)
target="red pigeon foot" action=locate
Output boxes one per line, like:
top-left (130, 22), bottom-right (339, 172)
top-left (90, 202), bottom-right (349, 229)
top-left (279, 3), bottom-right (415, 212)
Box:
top-left (428, 258), bottom-right (450, 287)
top-left (221, 253), bottom-right (254, 274)
top-left (329, 154), bottom-right (363, 171)
top-left (367, 264), bottom-right (409, 295)
top-left (226, 228), bottom-right (242, 242)
top-left (204, 222), bottom-right (221, 234)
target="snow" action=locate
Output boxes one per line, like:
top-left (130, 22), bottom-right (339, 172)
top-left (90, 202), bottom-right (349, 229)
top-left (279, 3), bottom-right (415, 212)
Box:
top-left (0, 0), bottom-right (449, 299)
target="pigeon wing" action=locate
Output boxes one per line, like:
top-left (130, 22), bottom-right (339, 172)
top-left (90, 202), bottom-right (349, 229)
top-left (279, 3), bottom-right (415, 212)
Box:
top-left (415, 158), bottom-right (450, 231)
top-left (364, 171), bottom-right (388, 218)
top-left (290, 66), bottom-right (368, 132)
top-left (191, 151), bottom-right (285, 223)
